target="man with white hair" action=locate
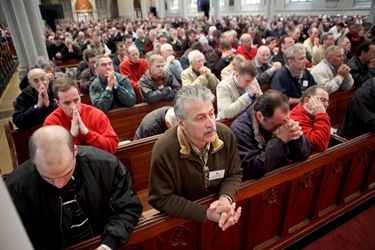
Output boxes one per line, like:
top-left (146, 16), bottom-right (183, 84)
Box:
top-left (311, 45), bottom-right (354, 94)
top-left (61, 37), bottom-right (82, 62)
top-left (253, 45), bottom-right (282, 84)
top-left (271, 45), bottom-right (316, 106)
top-left (181, 50), bottom-right (219, 91)
top-left (161, 43), bottom-right (183, 80)
top-left (135, 28), bottom-right (149, 55)
top-left (74, 31), bottom-right (87, 50)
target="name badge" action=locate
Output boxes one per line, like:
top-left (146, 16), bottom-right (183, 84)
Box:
top-left (209, 169), bottom-right (225, 180)
top-left (303, 80), bottom-right (308, 87)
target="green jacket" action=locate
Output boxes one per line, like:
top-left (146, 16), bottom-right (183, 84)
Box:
top-left (90, 72), bottom-right (136, 113)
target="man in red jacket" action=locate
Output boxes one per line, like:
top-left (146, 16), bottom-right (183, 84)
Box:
top-left (236, 33), bottom-right (258, 60)
top-left (290, 85), bottom-right (331, 152)
top-left (119, 45), bottom-right (149, 103)
top-left (44, 78), bottom-right (119, 154)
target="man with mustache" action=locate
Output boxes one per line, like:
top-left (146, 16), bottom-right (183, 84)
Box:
top-left (149, 85), bottom-right (243, 231)
top-left (44, 78), bottom-right (119, 154)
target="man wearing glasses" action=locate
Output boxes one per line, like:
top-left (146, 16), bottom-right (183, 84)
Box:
top-left (230, 90), bottom-right (312, 180)
top-left (181, 50), bottom-right (219, 91)
top-left (290, 86), bottom-right (331, 152)
top-left (13, 68), bottom-right (58, 130)
top-left (148, 85), bottom-right (242, 231)
top-left (5, 125), bottom-right (142, 250)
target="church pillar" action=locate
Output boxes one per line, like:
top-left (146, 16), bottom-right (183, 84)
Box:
top-left (181, 0), bottom-right (188, 19)
top-left (141, 0), bottom-right (148, 19)
top-left (2, 0), bottom-right (48, 78)
top-left (213, 0), bottom-right (220, 20)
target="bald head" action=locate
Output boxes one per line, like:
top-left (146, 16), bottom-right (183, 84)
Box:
top-left (29, 125), bottom-right (74, 162)
top-left (258, 45), bottom-right (270, 54)
top-left (257, 46), bottom-right (271, 64)
top-left (29, 126), bottom-right (76, 188)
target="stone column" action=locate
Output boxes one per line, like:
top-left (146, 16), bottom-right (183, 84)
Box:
top-left (369, 0), bottom-right (375, 25)
top-left (157, 0), bottom-right (165, 18)
top-left (181, 0), bottom-right (188, 19)
top-left (141, 0), bottom-right (148, 19)
top-left (2, 0), bottom-right (48, 78)
top-left (213, 0), bottom-right (220, 20)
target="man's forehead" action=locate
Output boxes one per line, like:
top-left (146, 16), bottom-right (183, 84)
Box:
top-left (100, 58), bottom-right (111, 64)
top-left (30, 71), bottom-right (46, 78)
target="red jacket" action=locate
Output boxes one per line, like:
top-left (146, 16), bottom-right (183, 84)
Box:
top-left (235, 45), bottom-right (257, 60)
top-left (290, 103), bottom-right (331, 152)
top-left (119, 59), bottom-right (149, 103)
top-left (44, 104), bottom-right (119, 154)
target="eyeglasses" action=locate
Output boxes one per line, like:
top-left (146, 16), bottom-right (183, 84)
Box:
top-left (194, 59), bottom-right (205, 64)
top-left (203, 165), bottom-right (210, 188)
top-left (319, 97), bottom-right (330, 104)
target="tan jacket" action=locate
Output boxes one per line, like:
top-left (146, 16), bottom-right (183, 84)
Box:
top-left (181, 66), bottom-right (219, 91)
top-left (216, 73), bottom-right (263, 119)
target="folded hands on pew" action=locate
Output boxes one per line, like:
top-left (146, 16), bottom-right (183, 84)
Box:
top-left (206, 196), bottom-right (242, 231)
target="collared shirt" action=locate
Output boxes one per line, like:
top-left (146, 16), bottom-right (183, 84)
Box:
top-left (285, 64), bottom-right (305, 91)
top-left (232, 73), bottom-right (246, 96)
top-left (189, 140), bottom-right (211, 166)
top-left (324, 59), bottom-right (337, 75)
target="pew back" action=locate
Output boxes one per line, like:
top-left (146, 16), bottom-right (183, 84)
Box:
top-left (107, 101), bottom-right (173, 141)
top-left (327, 87), bottom-right (356, 128)
top-left (66, 132), bottom-right (375, 250)
top-left (3, 121), bottom-right (40, 170)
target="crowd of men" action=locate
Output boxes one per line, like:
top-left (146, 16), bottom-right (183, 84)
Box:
top-left (4, 13), bottom-right (375, 249)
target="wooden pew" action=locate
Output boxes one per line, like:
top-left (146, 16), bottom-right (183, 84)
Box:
top-left (3, 121), bottom-right (41, 170)
top-left (107, 100), bottom-right (173, 141)
top-left (3, 100), bottom-right (173, 169)
top-left (55, 59), bottom-right (82, 73)
top-left (66, 132), bottom-right (375, 250)
top-left (326, 87), bottom-right (356, 128)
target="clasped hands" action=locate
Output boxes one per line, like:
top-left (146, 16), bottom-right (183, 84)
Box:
top-left (206, 196), bottom-right (241, 231)
top-left (106, 70), bottom-right (118, 90)
top-left (70, 106), bottom-right (89, 137)
top-left (278, 118), bottom-right (303, 143)
top-left (199, 66), bottom-right (212, 77)
top-left (36, 84), bottom-right (50, 109)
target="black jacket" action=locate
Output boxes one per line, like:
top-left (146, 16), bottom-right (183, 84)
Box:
top-left (347, 55), bottom-right (375, 88)
top-left (337, 77), bottom-right (375, 139)
top-left (134, 106), bottom-right (171, 140)
top-left (5, 146), bottom-right (143, 250)
top-left (12, 80), bottom-right (57, 130)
